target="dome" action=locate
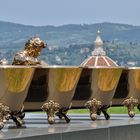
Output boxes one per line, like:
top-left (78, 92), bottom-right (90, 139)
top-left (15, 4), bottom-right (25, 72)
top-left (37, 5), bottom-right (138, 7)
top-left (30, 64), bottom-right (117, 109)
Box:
top-left (81, 30), bottom-right (118, 67)
top-left (81, 55), bottom-right (118, 67)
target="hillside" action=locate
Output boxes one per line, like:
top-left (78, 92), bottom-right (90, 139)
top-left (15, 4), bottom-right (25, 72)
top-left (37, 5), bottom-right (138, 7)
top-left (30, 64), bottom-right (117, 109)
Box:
top-left (0, 21), bottom-right (140, 66)
top-left (0, 21), bottom-right (140, 49)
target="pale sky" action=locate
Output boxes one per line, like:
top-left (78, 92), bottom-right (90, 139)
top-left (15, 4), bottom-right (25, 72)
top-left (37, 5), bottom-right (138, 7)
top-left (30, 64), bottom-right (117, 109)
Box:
top-left (0, 0), bottom-right (139, 26)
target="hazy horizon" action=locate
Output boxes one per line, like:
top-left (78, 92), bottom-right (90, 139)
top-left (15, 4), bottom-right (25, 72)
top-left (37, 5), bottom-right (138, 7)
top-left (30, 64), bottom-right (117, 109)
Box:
top-left (0, 20), bottom-right (140, 27)
top-left (0, 0), bottom-right (140, 26)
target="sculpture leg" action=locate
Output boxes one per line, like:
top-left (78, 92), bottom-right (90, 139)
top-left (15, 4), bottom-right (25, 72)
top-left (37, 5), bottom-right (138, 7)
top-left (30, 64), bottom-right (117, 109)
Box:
top-left (123, 97), bottom-right (138, 118)
top-left (41, 100), bottom-right (60, 124)
top-left (137, 104), bottom-right (140, 111)
top-left (11, 113), bottom-right (23, 127)
top-left (0, 103), bottom-right (11, 129)
top-left (85, 98), bottom-right (102, 121)
top-left (97, 109), bottom-right (101, 116)
top-left (56, 108), bottom-right (71, 123)
top-left (56, 111), bottom-right (63, 119)
top-left (101, 106), bottom-right (110, 120)
top-left (127, 104), bottom-right (135, 118)
top-left (18, 106), bottom-right (25, 120)
top-left (10, 106), bottom-right (25, 127)
top-left (18, 112), bottom-right (25, 120)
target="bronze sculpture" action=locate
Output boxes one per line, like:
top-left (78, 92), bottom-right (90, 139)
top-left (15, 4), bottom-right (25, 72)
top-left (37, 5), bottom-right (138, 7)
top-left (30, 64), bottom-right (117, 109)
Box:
top-left (12, 37), bottom-right (46, 65)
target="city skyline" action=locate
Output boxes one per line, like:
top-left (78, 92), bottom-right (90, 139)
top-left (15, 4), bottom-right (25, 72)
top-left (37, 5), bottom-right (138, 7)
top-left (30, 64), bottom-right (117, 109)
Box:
top-left (0, 0), bottom-right (140, 26)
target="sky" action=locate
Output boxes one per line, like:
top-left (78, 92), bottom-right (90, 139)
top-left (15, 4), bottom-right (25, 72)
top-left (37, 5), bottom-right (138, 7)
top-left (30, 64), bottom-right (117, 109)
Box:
top-left (0, 0), bottom-right (140, 26)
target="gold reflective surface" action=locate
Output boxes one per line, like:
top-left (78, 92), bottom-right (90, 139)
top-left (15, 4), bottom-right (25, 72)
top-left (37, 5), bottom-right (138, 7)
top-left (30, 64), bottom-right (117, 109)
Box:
top-left (5, 68), bottom-right (34, 93)
top-left (49, 68), bottom-right (82, 92)
top-left (1, 66), bottom-right (140, 122)
top-left (127, 69), bottom-right (140, 103)
top-left (132, 70), bottom-right (140, 90)
top-left (1, 66), bottom-right (140, 111)
top-left (97, 68), bottom-right (122, 92)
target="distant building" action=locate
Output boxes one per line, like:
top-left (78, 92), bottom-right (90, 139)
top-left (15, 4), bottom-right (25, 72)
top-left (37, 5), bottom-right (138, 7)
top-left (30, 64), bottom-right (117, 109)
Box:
top-left (80, 48), bottom-right (90, 54)
top-left (55, 55), bottom-right (62, 64)
top-left (48, 45), bottom-right (59, 51)
top-left (81, 30), bottom-right (118, 67)
top-left (127, 61), bottom-right (137, 66)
